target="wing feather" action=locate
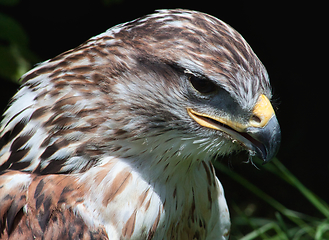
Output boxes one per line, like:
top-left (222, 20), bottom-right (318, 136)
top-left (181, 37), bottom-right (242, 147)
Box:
top-left (0, 171), bottom-right (108, 239)
top-left (0, 53), bottom-right (115, 174)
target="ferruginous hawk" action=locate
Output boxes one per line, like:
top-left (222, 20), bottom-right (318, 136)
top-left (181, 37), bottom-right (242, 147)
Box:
top-left (0, 9), bottom-right (281, 240)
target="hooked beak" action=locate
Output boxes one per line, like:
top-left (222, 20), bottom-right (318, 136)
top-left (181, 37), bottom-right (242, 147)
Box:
top-left (187, 94), bottom-right (281, 163)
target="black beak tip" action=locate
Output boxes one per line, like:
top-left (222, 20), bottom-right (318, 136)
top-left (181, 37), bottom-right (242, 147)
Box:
top-left (262, 132), bottom-right (281, 164)
top-left (249, 115), bottom-right (281, 165)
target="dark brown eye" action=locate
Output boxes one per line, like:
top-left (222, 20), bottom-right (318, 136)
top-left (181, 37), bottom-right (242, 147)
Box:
top-left (189, 75), bottom-right (217, 94)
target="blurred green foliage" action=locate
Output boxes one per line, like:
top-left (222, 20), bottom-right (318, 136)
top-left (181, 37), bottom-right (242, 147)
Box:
top-left (0, 0), bottom-right (122, 83)
top-left (0, 0), bottom-right (38, 82)
top-left (215, 159), bottom-right (329, 239)
top-left (0, 0), bottom-right (20, 6)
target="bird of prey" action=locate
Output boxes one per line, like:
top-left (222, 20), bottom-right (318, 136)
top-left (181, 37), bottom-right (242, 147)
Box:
top-left (0, 9), bottom-right (280, 240)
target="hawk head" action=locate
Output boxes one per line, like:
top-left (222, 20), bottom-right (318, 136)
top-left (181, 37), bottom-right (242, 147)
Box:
top-left (100, 9), bottom-right (281, 165)
top-left (0, 9), bottom-right (281, 175)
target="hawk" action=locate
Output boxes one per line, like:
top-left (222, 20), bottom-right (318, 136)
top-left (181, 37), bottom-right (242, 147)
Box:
top-left (0, 9), bottom-right (280, 240)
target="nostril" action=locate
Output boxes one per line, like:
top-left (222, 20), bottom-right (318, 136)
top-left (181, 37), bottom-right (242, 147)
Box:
top-left (251, 115), bottom-right (262, 124)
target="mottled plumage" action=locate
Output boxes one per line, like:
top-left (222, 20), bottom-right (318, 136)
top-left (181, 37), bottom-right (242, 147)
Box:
top-left (0, 9), bottom-right (280, 239)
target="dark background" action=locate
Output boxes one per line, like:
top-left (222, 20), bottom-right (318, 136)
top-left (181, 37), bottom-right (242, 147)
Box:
top-left (0, 0), bottom-right (326, 235)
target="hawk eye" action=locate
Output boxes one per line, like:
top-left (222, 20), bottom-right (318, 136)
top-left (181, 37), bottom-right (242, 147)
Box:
top-left (189, 75), bottom-right (217, 94)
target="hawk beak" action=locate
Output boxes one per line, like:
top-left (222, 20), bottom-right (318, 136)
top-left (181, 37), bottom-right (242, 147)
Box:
top-left (187, 94), bottom-right (281, 163)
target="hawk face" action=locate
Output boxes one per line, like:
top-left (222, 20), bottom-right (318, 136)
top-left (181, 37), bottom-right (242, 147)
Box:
top-left (106, 9), bottom-right (280, 165)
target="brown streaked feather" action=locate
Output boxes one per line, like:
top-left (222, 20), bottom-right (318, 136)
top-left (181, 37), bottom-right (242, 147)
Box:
top-left (122, 210), bottom-right (137, 238)
top-left (0, 171), bottom-right (108, 240)
top-left (102, 168), bottom-right (132, 206)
